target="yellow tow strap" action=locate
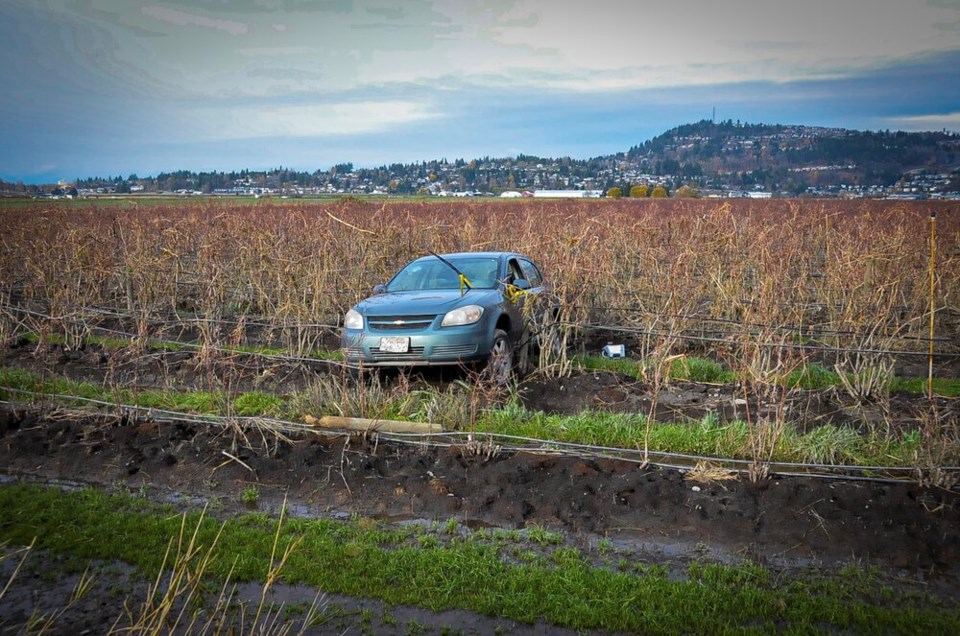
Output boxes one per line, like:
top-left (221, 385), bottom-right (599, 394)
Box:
top-left (459, 273), bottom-right (472, 295)
top-left (505, 284), bottom-right (527, 304)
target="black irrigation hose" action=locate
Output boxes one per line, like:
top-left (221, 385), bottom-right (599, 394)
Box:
top-left (6, 289), bottom-right (956, 345)
top-left (58, 304), bottom-right (318, 330)
top-left (1, 393), bottom-right (956, 487)
top-left (3, 308), bottom-right (347, 370)
top-left (11, 303), bottom-right (342, 332)
top-left (568, 304), bottom-right (958, 344)
top-left (87, 323), bottom-right (349, 369)
top-left (16, 290), bottom-right (955, 342)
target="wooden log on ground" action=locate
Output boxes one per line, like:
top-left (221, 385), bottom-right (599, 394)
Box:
top-left (304, 414), bottom-right (443, 434)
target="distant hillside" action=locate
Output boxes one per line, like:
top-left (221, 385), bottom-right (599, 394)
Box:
top-left (624, 119), bottom-right (960, 193)
top-left (4, 120), bottom-right (959, 198)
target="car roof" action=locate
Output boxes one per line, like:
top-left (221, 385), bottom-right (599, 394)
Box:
top-left (416, 251), bottom-right (525, 260)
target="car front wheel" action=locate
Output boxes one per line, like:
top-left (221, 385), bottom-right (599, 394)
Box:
top-left (486, 329), bottom-right (514, 385)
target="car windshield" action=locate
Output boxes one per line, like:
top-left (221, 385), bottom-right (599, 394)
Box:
top-left (386, 257), bottom-right (499, 292)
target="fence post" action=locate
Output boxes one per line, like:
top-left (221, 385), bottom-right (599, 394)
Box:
top-left (928, 211), bottom-right (936, 401)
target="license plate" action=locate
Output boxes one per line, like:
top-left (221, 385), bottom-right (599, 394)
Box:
top-left (379, 336), bottom-right (410, 353)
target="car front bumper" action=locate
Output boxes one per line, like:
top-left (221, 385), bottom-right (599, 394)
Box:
top-left (341, 326), bottom-right (492, 367)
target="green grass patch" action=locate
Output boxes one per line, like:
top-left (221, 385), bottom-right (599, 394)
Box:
top-left (575, 354), bottom-right (646, 379)
top-left (233, 391), bottom-right (286, 417)
top-left (575, 354), bottom-right (735, 383)
top-left (670, 356), bottom-right (735, 383)
top-left (891, 376), bottom-right (960, 397)
top-left (0, 367), bottom-right (288, 418)
top-left (794, 424), bottom-right (867, 465)
top-left (786, 363), bottom-right (841, 389)
top-left (19, 330), bottom-right (187, 352)
top-left (0, 483), bottom-right (955, 634)
top-left (473, 403), bottom-right (942, 467)
top-left (0, 367), bottom-right (105, 405)
top-left (576, 354), bottom-right (959, 396)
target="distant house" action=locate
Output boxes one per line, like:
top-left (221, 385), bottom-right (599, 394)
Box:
top-left (532, 190), bottom-right (603, 198)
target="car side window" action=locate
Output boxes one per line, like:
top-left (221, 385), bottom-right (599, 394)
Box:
top-left (388, 263), bottom-right (424, 291)
top-left (518, 258), bottom-right (543, 287)
top-left (506, 259), bottom-right (524, 284)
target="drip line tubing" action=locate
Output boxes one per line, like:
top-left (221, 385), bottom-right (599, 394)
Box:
top-left (4, 303), bottom-right (957, 360)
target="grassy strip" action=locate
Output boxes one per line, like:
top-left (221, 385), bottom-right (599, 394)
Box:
top-left (0, 366), bottom-right (282, 417)
top-left (20, 330), bottom-right (187, 353)
top-left (0, 367), bottom-right (939, 467)
top-left (0, 483), bottom-right (955, 634)
top-left (575, 355), bottom-right (960, 397)
top-left (476, 404), bottom-right (924, 466)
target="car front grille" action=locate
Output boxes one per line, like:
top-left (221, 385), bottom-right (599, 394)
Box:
top-left (367, 315), bottom-right (437, 331)
top-left (369, 346), bottom-right (426, 360)
top-left (431, 344), bottom-right (478, 357)
top-left (344, 343), bottom-right (478, 362)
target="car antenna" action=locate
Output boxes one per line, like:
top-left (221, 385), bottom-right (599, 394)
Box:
top-left (428, 251), bottom-right (472, 295)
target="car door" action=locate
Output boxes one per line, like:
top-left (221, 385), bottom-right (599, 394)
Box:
top-left (502, 256), bottom-right (542, 346)
top-left (515, 256), bottom-right (560, 360)
top-left (517, 257), bottom-right (545, 294)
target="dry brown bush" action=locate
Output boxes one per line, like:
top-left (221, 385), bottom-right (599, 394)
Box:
top-left (0, 198), bottom-right (956, 367)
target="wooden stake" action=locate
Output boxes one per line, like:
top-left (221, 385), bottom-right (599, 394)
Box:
top-left (928, 212), bottom-right (936, 401)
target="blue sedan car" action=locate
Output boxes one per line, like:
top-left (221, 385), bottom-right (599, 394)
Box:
top-left (341, 251), bottom-right (548, 382)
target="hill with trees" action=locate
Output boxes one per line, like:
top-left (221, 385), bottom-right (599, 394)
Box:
top-left (3, 120), bottom-right (958, 198)
top-left (626, 120), bottom-right (959, 194)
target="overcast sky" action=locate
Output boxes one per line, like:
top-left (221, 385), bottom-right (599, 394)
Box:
top-left (3, 0), bottom-right (959, 183)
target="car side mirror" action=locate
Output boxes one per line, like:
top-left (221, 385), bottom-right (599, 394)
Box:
top-left (512, 278), bottom-right (531, 290)
top-left (372, 284), bottom-right (387, 294)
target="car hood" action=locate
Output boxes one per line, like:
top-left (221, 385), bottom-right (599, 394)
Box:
top-left (354, 289), bottom-right (500, 316)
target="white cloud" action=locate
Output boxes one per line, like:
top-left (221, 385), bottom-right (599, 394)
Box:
top-left (141, 5), bottom-right (248, 36)
top-left (179, 100), bottom-right (439, 141)
top-left (465, 0), bottom-right (960, 89)
top-left (26, 0), bottom-right (960, 99)
top-left (234, 45), bottom-right (316, 58)
top-left (879, 112), bottom-right (960, 132)
top-left (33, 163), bottom-right (59, 176)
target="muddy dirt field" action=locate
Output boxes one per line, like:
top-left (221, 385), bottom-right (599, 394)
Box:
top-left (1, 340), bottom-right (959, 633)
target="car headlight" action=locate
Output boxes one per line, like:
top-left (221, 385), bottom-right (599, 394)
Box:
top-left (344, 309), bottom-right (364, 330)
top-left (441, 305), bottom-right (484, 327)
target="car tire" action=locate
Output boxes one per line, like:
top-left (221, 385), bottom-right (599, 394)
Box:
top-left (516, 327), bottom-right (534, 377)
top-left (486, 329), bottom-right (514, 385)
